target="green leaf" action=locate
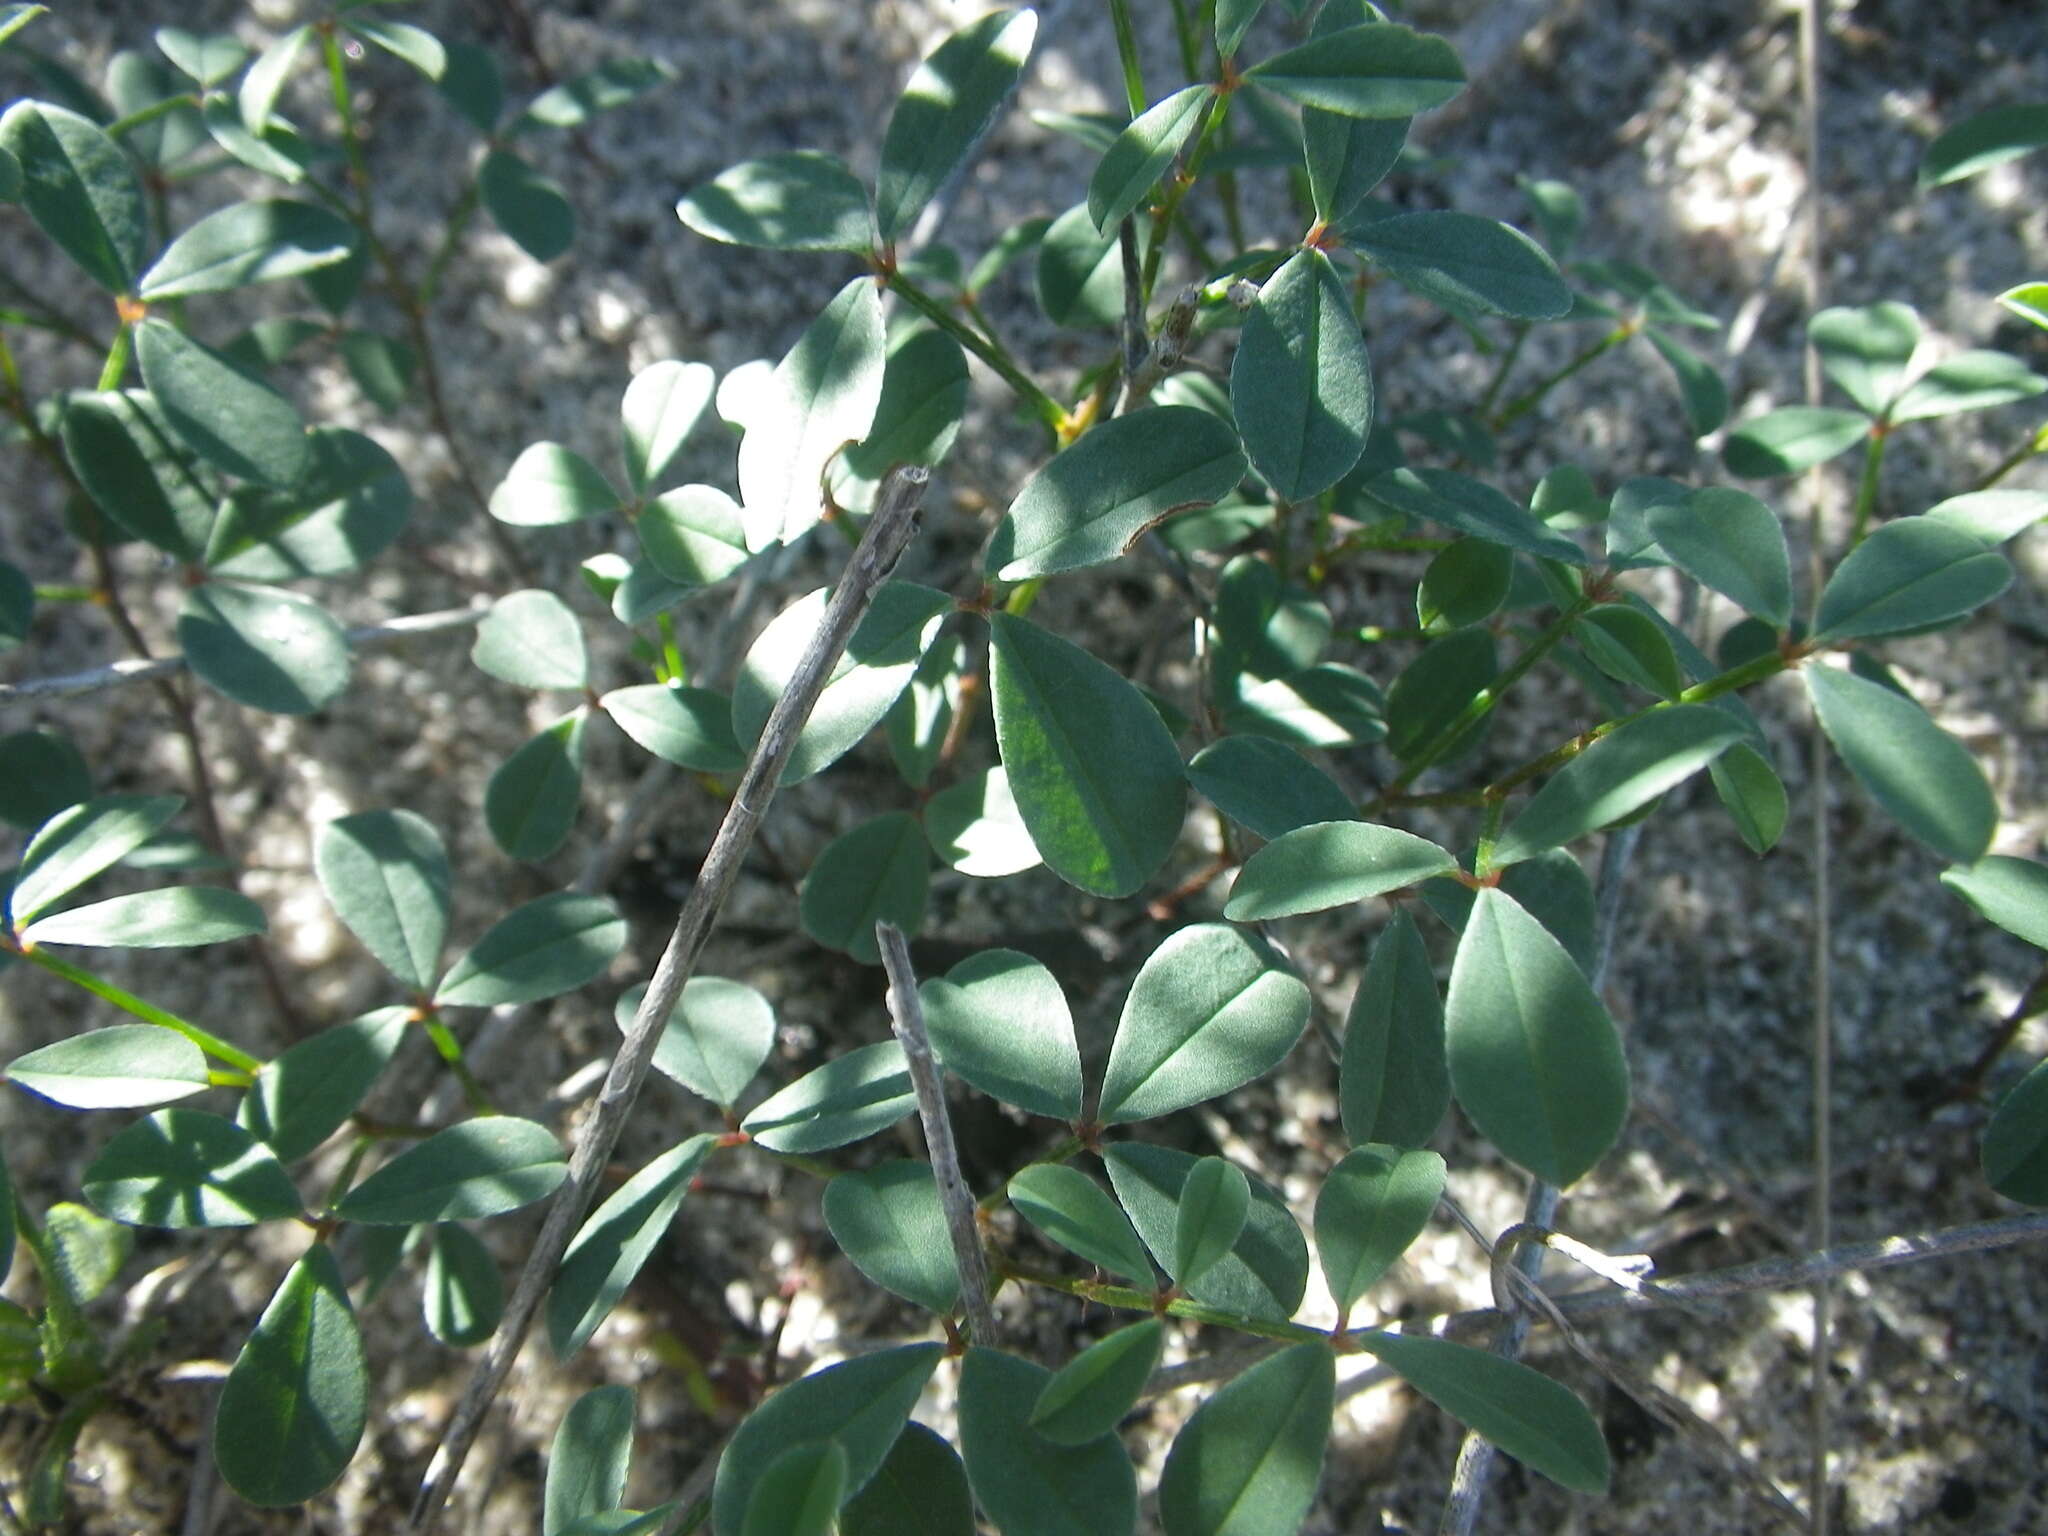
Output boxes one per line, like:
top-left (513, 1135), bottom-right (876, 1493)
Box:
top-left (741, 1041), bottom-right (916, 1155)
top-left (514, 57), bottom-right (674, 133)
top-left (988, 613), bottom-right (1185, 899)
top-left (835, 326), bottom-right (970, 512)
top-left (1157, 1342), bottom-right (1334, 1536)
top-left (479, 148), bottom-right (574, 261)
top-left (1358, 1331), bottom-right (1609, 1491)
top-left (923, 766), bottom-right (1041, 878)
top-left (474, 589), bottom-right (589, 690)
top-left (1089, 85), bottom-right (1211, 232)
top-left (1445, 889), bottom-right (1629, 1187)
top-left (1304, 111), bottom-right (1406, 226)
top-left (824, 1160), bottom-right (959, 1314)
top-left (6, 1026), bottom-right (209, 1110)
top-left (1225, 822), bottom-right (1456, 921)
top-left (1646, 487), bottom-right (1793, 629)
top-left (315, 811), bottom-right (449, 991)
top-left (84, 1109), bottom-right (302, 1227)
top-left (156, 27), bottom-right (245, 86)
top-left (636, 485), bottom-right (751, 589)
top-left (737, 275), bottom-right (886, 551)
top-left (139, 199), bottom-right (355, 300)
top-left (1920, 102), bottom-right (2048, 186)
top-left (887, 635), bottom-right (965, 789)
top-left (1368, 468), bottom-right (1587, 565)
top-left (239, 1008), bottom-right (409, 1162)
top-left (549, 1135), bottom-right (715, 1358)
top-left (799, 812), bottom-right (930, 964)
top-left (1173, 1157), bottom-right (1251, 1287)
top-left (237, 24), bottom-right (309, 136)
top-left (677, 151), bottom-right (873, 253)
top-left (744, 1441), bottom-right (846, 1536)
top-left (342, 16), bottom-right (446, 80)
top-left (1943, 856), bottom-right (2048, 951)
top-left (0, 1147), bottom-right (12, 1287)
top-left (1804, 662), bottom-right (1995, 864)
top-left (1217, 0), bottom-right (1267, 56)
top-left (43, 1199), bottom-right (130, 1307)
top-left (601, 684), bottom-right (746, 772)
top-left (10, 794), bottom-right (181, 928)
top-left (333, 1117), bottom-right (566, 1225)
top-left (213, 1245), bottom-right (366, 1507)
top-left (486, 712), bottom-right (588, 862)
top-left (917, 949), bottom-right (1082, 1121)
top-left (1422, 849), bottom-right (1598, 975)
top-left (200, 94), bottom-right (313, 183)
top-left (59, 389), bottom-right (216, 561)
top-left (1186, 737), bottom-right (1354, 841)
top-left (1035, 201), bottom-right (1137, 329)
top-left (1889, 350), bottom-right (2047, 423)
top-left (987, 406), bottom-right (1246, 580)
top-left (1103, 1141), bottom-right (1309, 1323)
top-left (734, 581), bottom-right (951, 784)
top-left (1341, 911), bottom-right (1448, 1148)
top-left (1247, 24), bottom-right (1464, 117)
top-left (434, 892), bottom-right (627, 1008)
top-left (180, 581), bottom-right (351, 715)
top-left (22, 885), bottom-right (265, 948)
top-left (1575, 605), bottom-right (1685, 700)
top-left (1352, 210), bottom-right (1569, 320)
top-left (490, 442), bottom-right (621, 526)
top-left (206, 427), bottom-right (412, 581)
top-left (1810, 302), bottom-right (1920, 417)
top-left (1644, 327), bottom-right (1729, 435)
top-left (1997, 282), bottom-right (2048, 332)
top-left (874, 9), bottom-right (1038, 243)
top-left (137, 319), bottom-right (311, 488)
top-left (617, 977), bottom-right (775, 1109)
top-left (1924, 489), bottom-right (2048, 546)
top-left (1029, 1320), bottom-right (1163, 1446)
top-left (1814, 516), bottom-right (2012, 641)
top-left (711, 1344), bottom-right (944, 1536)
top-left (1315, 1145), bottom-right (1443, 1311)
top-left (1232, 250), bottom-right (1373, 501)
top-left (1383, 629), bottom-right (1495, 767)
top-left (621, 359), bottom-right (715, 494)
top-left (1418, 538), bottom-right (1513, 632)
top-left (0, 560), bottom-right (29, 652)
top-left (0, 730), bottom-right (89, 829)
top-left (1006, 1163), bottom-right (1156, 1284)
top-left (1100, 924), bottom-right (1310, 1124)
top-left (1492, 705), bottom-right (1745, 868)
top-left (1723, 405), bottom-right (1869, 478)
top-left (841, 1422), bottom-right (975, 1536)
top-left (1710, 741), bottom-right (1788, 856)
top-left (1221, 664), bottom-right (1385, 749)
top-left (424, 1223), bottom-right (502, 1348)
top-left (958, 1348), bottom-right (1138, 1536)
top-left (546, 1384), bottom-right (637, 1536)
top-left (1982, 1057), bottom-right (2048, 1205)
top-left (0, 101), bottom-right (145, 293)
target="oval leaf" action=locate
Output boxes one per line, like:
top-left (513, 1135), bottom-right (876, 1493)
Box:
top-left (180, 581), bottom-right (351, 716)
top-left (637, 485), bottom-right (750, 587)
top-left (1350, 210), bottom-right (1569, 320)
top-left (239, 1008), bottom-right (410, 1163)
top-left (841, 1422), bottom-right (975, 1536)
top-left (1232, 249), bottom-right (1373, 502)
top-left (434, 892), bottom-right (627, 1008)
top-left (1813, 516), bottom-right (2013, 642)
top-left (1029, 1320), bottom-right (1164, 1446)
top-left (744, 1442), bottom-right (846, 1536)
top-left (1187, 737), bottom-right (1354, 841)
top-left (206, 427), bottom-right (412, 581)
top-left (918, 948), bottom-right (1083, 1122)
top-left (136, 318), bottom-right (310, 488)
top-left (22, 885), bottom-right (266, 949)
top-left (84, 1109), bottom-right (303, 1227)
top-left (480, 148), bottom-right (574, 261)
top-left (1174, 1157), bottom-right (1251, 1287)
top-left (800, 812), bottom-right (931, 964)
top-left (139, 198), bottom-right (355, 299)
top-left (602, 683), bottom-right (746, 772)
top-left (1445, 889), bottom-right (1629, 1188)
top-left (873, 10), bottom-right (1038, 243)
top-left (485, 712), bottom-right (587, 862)
top-left (1315, 1145), bottom-right (1444, 1312)
top-left (1340, 910), bottom-right (1448, 1149)
top-left (616, 977), bottom-right (776, 1109)
top-left (1982, 1056), bottom-right (2048, 1206)
top-left (923, 765), bottom-right (1041, 878)
top-left (1102, 1142), bottom-right (1309, 1323)
top-left (315, 810), bottom-right (451, 991)
top-left (824, 1160), bottom-right (959, 1314)
top-left (1646, 488), bottom-right (1793, 629)
top-left (621, 359), bottom-right (715, 493)
top-left (677, 150), bottom-right (872, 254)
top-left (1368, 468), bottom-right (1586, 565)
top-left (9, 794), bottom-right (181, 928)
top-left (546, 1384), bottom-right (637, 1536)
top-left (549, 1134), bottom-right (716, 1358)
top-left (987, 407), bottom-right (1246, 580)
top-left (425, 1222), bottom-right (503, 1348)
top-left (1225, 821), bottom-right (1456, 921)
top-left (1088, 85), bottom-right (1211, 232)
top-left (741, 1040), bottom-right (916, 1155)
top-left (989, 613), bottom-right (1186, 899)
top-left (1157, 1342), bottom-right (1334, 1536)
top-left (0, 100), bottom-right (145, 292)
top-left (214, 1245), bottom-right (367, 1507)
top-left (1942, 856), bottom-right (2048, 951)
top-left (60, 389), bottom-right (216, 560)
top-left (958, 1348), bottom-right (1138, 1536)
top-left (1723, 406), bottom-right (1869, 478)
top-left (1246, 23), bottom-right (1463, 117)
top-left (490, 442), bottom-right (620, 526)
top-left (333, 1117), bottom-right (566, 1225)
top-left (474, 590), bottom-right (588, 690)
top-left (6, 1025), bottom-right (209, 1111)
top-left (1005, 1163), bottom-right (1156, 1285)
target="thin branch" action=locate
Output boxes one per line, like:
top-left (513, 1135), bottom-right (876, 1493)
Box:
top-left (0, 605), bottom-right (487, 705)
top-left (876, 922), bottom-right (999, 1346)
top-left (404, 470), bottom-right (928, 1535)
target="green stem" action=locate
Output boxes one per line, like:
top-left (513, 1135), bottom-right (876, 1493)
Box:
top-left (421, 175), bottom-right (483, 308)
top-left (1001, 577), bottom-right (1044, 618)
top-left (1974, 419), bottom-right (2048, 491)
top-left (1140, 89), bottom-right (1228, 303)
top-left (1476, 324), bottom-right (1531, 419)
top-left (887, 272), bottom-right (1066, 431)
top-left (1473, 797), bottom-right (1507, 880)
top-left (13, 944), bottom-right (261, 1073)
top-left (1848, 428), bottom-right (1887, 547)
top-left (32, 585), bottom-right (98, 603)
top-left (421, 1014), bottom-right (495, 1114)
top-left (999, 1260), bottom-right (1333, 1345)
top-left (1107, 0), bottom-right (1148, 118)
top-left (656, 612), bottom-right (685, 683)
top-left (1492, 324), bottom-right (1632, 429)
top-left (104, 92), bottom-right (200, 142)
top-left (95, 325), bottom-right (133, 392)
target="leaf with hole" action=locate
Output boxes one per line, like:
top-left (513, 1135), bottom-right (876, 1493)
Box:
top-left (678, 150), bottom-right (872, 253)
top-left (1445, 889), bottom-right (1629, 1187)
top-left (1246, 24), bottom-right (1464, 118)
top-left (874, 9), bottom-right (1038, 243)
top-left (1226, 822), bottom-right (1456, 921)
top-left (434, 892), bottom-right (627, 1008)
top-left (1157, 1342), bottom-right (1334, 1536)
top-left (549, 1136), bottom-right (715, 1358)
top-left (1029, 1320), bottom-right (1163, 1447)
top-left (602, 684), bottom-right (746, 772)
top-left (1804, 662), bottom-right (1995, 865)
top-left (315, 811), bottom-right (450, 991)
top-left (1232, 250), bottom-right (1373, 502)
top-left (84, 1109), bottom-right (302, 1228)
top-left (0, 100), bottom-right (145, 293)
top-left (6, 1026), bottom-right (209, 1111)
top-left (710, 1344), bottom-right (943, 1536)
top-left (1006, 1163), bottom-right (1156, 1285)
top-left (1341, 910), bottom-right (1448, 1149)
top-left (213, 1245), bottom-right (365, 1507)
top-left (616, 977), bottom-right (776, 1109)
top-left (824, 1160), bottom-right (959, 1315)
top-left (958, 1348), bottom-right (1138, 1536)
top-left (741, 1041), bottom-right (916, 1155)
top-left (1089, 85), bottom-right (1211, 233)
top-left (486, 712), bottom-right (587, 862)
top-left (1103, 1142), bottom-right (1309, 1323)
top-left (334, 1117), bottom-right (565, 1225)
top-left (239, 1008), bottom-right (409, 1163)
top-left (1814, 516), bottom-right (2012, 641)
